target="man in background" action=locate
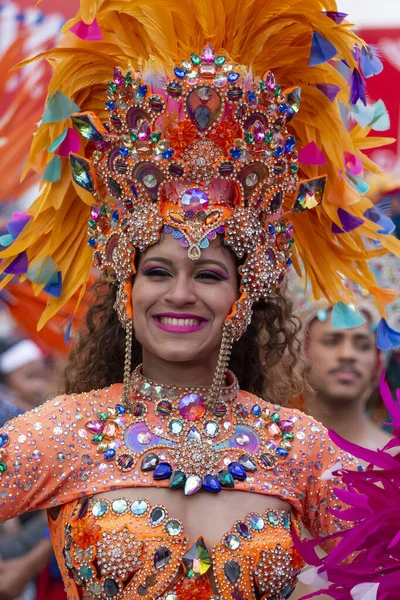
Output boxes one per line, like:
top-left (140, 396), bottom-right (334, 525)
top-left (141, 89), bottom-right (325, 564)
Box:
top-left (303, 304), bottom-right (391, 450)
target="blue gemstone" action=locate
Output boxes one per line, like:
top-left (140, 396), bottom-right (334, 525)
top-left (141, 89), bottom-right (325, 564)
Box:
top-left (247, 90), bottom-right (257, 103)
top-left (137, 85), bottom-right (148, 96)
top-left (162, 149), bottom-right (174, 160)
top-left (119, 147), bottom-right (129, 157)
top-left (111, 210), bottom-right (119, 221)
top-left (105, 101), bottom-right (115, 110)
top-left (284, 136), bottom-right (296, 153)
top-left (274, 146), bottom-right (284, 158)
top-left (0, 434), bottom-right (9, 448)
top-left (203, 474), bottom-right (222, 493)
top-left (251, 405), bottom-right (262, 417)
top-left (279, 103), bottom-right (289, 114)
top-left (88, 237), bottom-right (96, 248)
top-left (174, 67), bottom-right (187, 79)
top-left (357, 465), bottom-right (364, 472)
top-left (227, 72), bottom-right (240, 83)
top-left (230, 148), bottom-right (241, 160)
top-left (268, 224), bottom-right (276, 235)
top-left (286, 258), bottom-right (292, 267)
top-left (115, 404), bottom-right (126, 415)
top-left (228, 462), bottom-right (247, 481)
top-left (104, 449), bottom-right (116, 460)
top-left (153, 462), bottom-right (173, 480)
top-left (276, 448), bottom-right (289, 457)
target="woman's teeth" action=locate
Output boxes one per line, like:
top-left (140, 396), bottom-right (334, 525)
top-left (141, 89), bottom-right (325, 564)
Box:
top-left (159, 317), bottom-right (202, 327)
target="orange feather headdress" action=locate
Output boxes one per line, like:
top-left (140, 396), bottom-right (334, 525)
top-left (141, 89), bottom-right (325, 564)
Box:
top-left (0, 0), bottom-right (399, 347)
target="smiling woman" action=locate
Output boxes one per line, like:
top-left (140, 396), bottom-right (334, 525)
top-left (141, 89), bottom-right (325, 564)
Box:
top-left (0, 0), bottom-right (398, 599)
top-left (64, 235), bottom-right (303, 404)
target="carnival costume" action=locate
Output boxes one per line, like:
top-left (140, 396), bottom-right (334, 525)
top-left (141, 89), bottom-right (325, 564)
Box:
top-left (0, 1), bottom-right (400, 599)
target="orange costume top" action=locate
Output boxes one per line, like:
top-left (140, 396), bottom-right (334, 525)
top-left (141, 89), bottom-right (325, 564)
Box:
top-left (0, 369), bottom-right (355, 600)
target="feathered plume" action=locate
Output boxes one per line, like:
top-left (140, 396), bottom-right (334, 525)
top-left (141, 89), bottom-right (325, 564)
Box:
top-left (0, 0), bottom-right (399, 328)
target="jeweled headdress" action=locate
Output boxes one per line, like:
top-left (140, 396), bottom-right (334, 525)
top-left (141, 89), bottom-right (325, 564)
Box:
top-left (1, 0), bottom-right (399, 351)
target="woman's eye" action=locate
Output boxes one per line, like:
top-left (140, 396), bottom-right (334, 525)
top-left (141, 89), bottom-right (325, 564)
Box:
top-left (142, 267), bottom-right (171, 277)
top-left (195, 271), bottom-right (225, 281)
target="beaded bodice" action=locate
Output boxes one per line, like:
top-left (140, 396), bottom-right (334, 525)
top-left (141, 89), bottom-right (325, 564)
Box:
top-left (0, 378), bottom-right (356, 599)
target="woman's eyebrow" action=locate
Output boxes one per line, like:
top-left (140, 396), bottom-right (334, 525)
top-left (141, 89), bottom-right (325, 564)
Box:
top-left (142, 257), bottom-right (229, 273)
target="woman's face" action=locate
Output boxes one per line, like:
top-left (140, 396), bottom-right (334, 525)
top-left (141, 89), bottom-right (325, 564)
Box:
top-left (132, 235), bottom-right (239, 367)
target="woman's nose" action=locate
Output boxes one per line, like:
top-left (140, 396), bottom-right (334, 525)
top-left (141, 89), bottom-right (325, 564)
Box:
top-left (166, 275), bottom-right (197, 306)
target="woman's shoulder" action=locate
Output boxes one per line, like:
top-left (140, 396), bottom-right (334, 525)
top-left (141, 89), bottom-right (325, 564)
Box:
top-left (1, 383), bottom-right (124, 432)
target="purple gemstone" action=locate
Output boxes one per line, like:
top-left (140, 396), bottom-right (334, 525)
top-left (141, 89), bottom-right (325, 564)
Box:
top-left (113, 68), bottom-right (124, 86)
top-left (85, 420), bottom-right (104, 434)
top-left (285, 224), bottom-right (294, 238)
top-left (90, 204), bottom-right (100, 220)
top-left (181, 189), bottom-right (209, 214)
top-left (179, 394), bottom-right (206, 421)
top-left (265, 72), bottom-right (276, 91)
top-left (253, 121), bottom-right (265, 141)
top-left (201, 44), bottom-right (216, 63)
top-left (279, 420), bottom-right (294, 431)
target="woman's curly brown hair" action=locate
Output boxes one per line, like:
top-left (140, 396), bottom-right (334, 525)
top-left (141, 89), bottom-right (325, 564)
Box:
top-left (64, 275), bottom-right (307, 407)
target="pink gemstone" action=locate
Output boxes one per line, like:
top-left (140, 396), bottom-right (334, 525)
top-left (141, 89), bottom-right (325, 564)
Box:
top-left (85, 420), bottom-right (104, 434)
top-left (181, 189), bottom-right (209, 214)
top-left (253, 121), bottom-right (266, 141)
top-left (179, 394), bottom-right (206, 421)
top-left (90, 204), bottom-right (100, 220)
top-left (95, 140), bottom-right (110, 151)
top-left (201, 44), bottom-right (216, 63)
top-left (266, 71), bottom-right (276, 91)
top-left (268, 424), bottom-right (281, 437)
top-left (138, 121), bottom-right (150, 141)
top-left (279, 420), bottom-right (294, 431)
top-left (199, 63), bottom-right (216, 76)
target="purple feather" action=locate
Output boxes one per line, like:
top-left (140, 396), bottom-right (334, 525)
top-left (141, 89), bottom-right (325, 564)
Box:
top-left (298, 374), bottom-right (400, 598)
top-left (7, 212), bottom-right (32, 239)
top-left (316, 83), bottom-right (340, 102)
top-left (4, 252), bottom-right (28, 275)
top-left (324, 11), bottom-right (348, 24)
top-left (332, 208), bottom-right (364, 233)
top-left (350, 68), bottom-right (367, 106)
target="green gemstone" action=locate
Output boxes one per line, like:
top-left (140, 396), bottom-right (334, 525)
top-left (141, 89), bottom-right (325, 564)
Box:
top-left (129, 129), bottom-right (138, 142)
top-left (282, 432), bottom-right (294, 441)
top-left (108, 82), bottom-right (117, 93)
top-left (88, 219), bottom-right (97, 229)
top-left (217, 470), bottom-right (235, 488)
top-left (259, 78), bottom-right (267, 91)
top-left (288, 239), bottom-right (294, 247)
top-left (169, 470), bottom-right (186, 490)
top-left (0, 462), bottom-right (7, 473)
top-left (290, 164), bottom-right (299, 173)
top-left (91, 434), bottom-right (104, 444)
top-left (125, 72), bottom-right (133, 85)
top-left (190, 53), bottom-right (201, 65)
top-left (150, 131), bottom-right (161, 143)
top-left (182, 537), bottom-right (211, 577)
top-left (97, 412), bottom-right (109, 421)
top-left (274, 84), bottom-right (282, 96)
top-left (100, 204), bottom-right (108, 216)
top-left (244, 132), bottom-right (254, 144)
top-left (214, 55), bottom-right (226, 66)
top-left (79, 564), bottom-right (94, 581)
top-left (270, 412), bottom-right (280, 423)
top-left (265, 130), bottom-right (274, 143)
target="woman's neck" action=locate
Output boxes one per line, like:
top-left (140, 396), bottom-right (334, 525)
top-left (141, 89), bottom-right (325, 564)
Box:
top-left (141, 351), bottom-right (218, 388)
